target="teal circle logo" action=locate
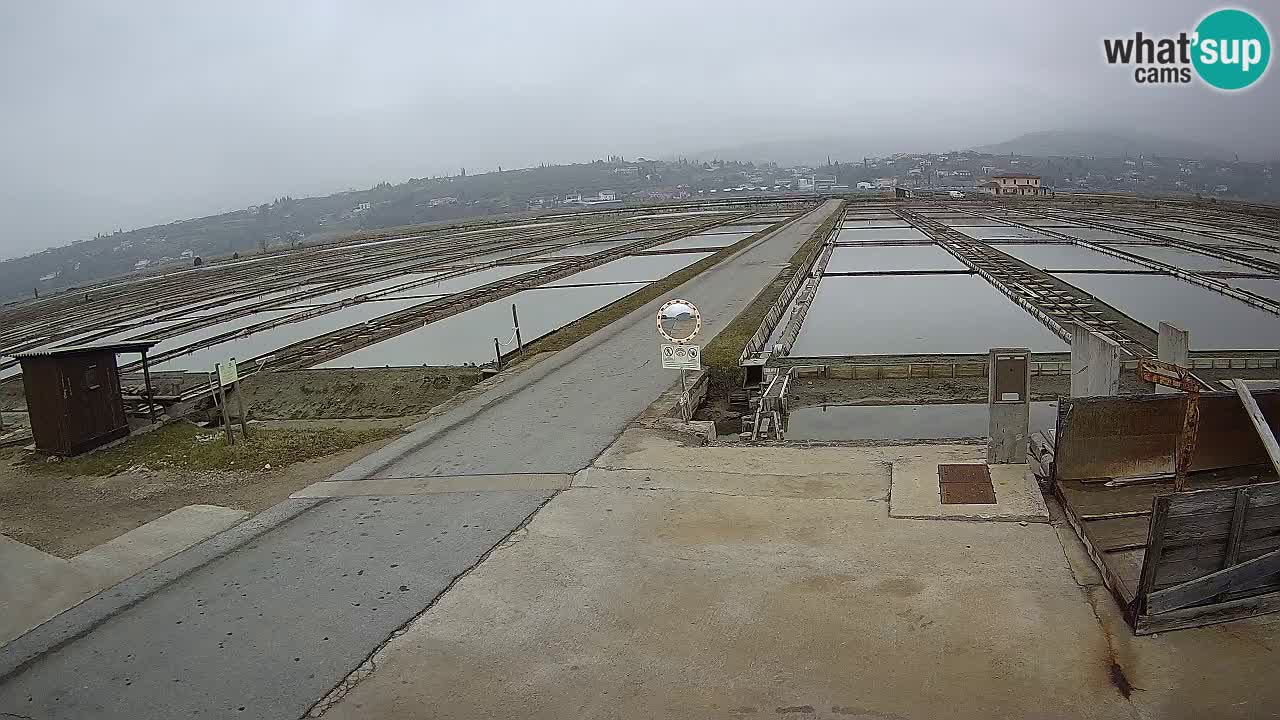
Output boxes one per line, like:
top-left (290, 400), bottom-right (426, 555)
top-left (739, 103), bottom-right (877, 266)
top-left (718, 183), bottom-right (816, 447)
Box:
top-left (1192, 9), bottom-right (1270, 90)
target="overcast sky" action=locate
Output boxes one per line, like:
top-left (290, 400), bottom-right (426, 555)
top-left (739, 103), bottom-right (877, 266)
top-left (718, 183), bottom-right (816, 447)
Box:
top-left (2, 0), bottom-right (1276, 259)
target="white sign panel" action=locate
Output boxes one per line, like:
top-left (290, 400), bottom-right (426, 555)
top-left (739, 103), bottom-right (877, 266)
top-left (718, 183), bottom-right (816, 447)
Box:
top-left (661, 343), bottom-right (701, 371)
top-left (216, 359), bottom-right (239, 387)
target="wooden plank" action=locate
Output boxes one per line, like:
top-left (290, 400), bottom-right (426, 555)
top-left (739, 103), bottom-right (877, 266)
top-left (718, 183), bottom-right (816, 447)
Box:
top-left (1136, 496), bottom-right (1171, 602)
top-left (1084, 516), bottom-right (1151, 552)
top-left (1165, 480), bottom-right (1280, 517)
top-left (1233, 378), bottom-right (1280, 479)
top-left (1222, 487), bottom-right (1251, 569)
top-left (1164, 503), bottom-right (1280, 543)
top-left (1154, 533), bottom-right (1280, 588)
top-left (1146, 547), bottom-right (1280, 614)
top-left (1054, 481), bottom-right (1137, 604)
top-left (1055, 391), bottom-right (1280, 482)
top-left (1057, 470), bottom-right (1267, 514)
top-left (1107, 548), bottom-right (1146, 596)
top-left (1136, 588), bottom-right (1280, 635)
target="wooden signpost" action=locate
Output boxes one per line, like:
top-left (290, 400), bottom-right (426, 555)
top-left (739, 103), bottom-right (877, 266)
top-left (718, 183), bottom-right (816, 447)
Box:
top-left (214, 359), bottom-right (250, 445)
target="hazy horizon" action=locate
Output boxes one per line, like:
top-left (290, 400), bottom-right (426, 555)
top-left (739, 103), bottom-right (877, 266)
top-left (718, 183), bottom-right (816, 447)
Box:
top-left (3, 0), bottom-right (1277, 260)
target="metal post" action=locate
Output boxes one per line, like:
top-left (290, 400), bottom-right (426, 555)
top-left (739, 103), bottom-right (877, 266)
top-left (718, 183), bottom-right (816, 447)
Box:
top-left (512, 303), bottom-right (523, 353)
top-left (678, 368), bottom-right (690, 421)
top-left (215, 363), bottom-right (234, 445)
top-left (233, 379), bottom-right (250, 440)
top-left (141, 349), bottom-right (157, 424)
top-left (494, 338), bottom-right (502, 369)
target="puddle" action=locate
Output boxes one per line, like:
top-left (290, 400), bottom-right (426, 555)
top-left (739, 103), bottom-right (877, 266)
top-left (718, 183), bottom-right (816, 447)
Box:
top-left (1230, 278), bottom-right (1280, 303)
top-left (1055, 227), bottom-right (1142, 242)
top-left (1237, 248), bottom-right (1280, 263)
top-left (825, 244), bottom-right (965, 273)
top-left (171, 284), bottom-right (338, 318)
top-left (1056, 272), bottom-right (1280, 350)
top-left (654, 234), bottom-right (741, 251)
top-left (1114, 245), bottom-right (1259, 273)
top-left (957, 226), bottom-right (1054, 241)
top-left (315, 282), bottom-right (648, 367)
top-left (261, 272), bottom-right (446, 309)
top-left (785, 401), bottom-right (1059, 441)
top-left (991, 243), bottom-right (1144, 271)
top-left (713, 224), bottom-right (770, 234)
top-left (529, 239), bottom-right (646, 260)
top-left (135, 309), bottom-right (301, 360)
top-left (837, 228), bottom-right (928, 242)
top-left (153, 298), bottom-right (426, 371)
top-left (543, 252), bottom-right (712, 287)
top-left (842, 220), bottom-right (910, 229)
top-left (790, 275), bottom-right (1066, 356)
top-left (377, 263), bottom-right (554, 300)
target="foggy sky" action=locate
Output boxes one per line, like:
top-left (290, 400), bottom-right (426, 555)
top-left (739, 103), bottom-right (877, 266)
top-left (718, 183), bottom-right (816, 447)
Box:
top-left (2, 0), bottom-right (1277, 260)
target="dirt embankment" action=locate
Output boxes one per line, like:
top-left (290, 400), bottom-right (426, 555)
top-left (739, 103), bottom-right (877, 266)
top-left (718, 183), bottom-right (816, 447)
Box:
top-left (237, 367), bottom-right (483, 419)
top-left (0, 366), bottom-right (487, 556)
top-left (786, 374), bottom-right (1157, 408)
top-left (0, 420), bottom-right (405, 557)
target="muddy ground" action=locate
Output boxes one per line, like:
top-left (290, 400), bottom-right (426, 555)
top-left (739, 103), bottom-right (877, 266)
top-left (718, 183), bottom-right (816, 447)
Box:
top-left (787, 366), bottom-right (1280, 408)
top-left (0, 365), bottom-right (504, 556)
top-left (236, 367), bottom-right (483, 419)
top-left (1, 366), bottom-right (484, 419)
top-left (0, 418), bottom-right (409, 557)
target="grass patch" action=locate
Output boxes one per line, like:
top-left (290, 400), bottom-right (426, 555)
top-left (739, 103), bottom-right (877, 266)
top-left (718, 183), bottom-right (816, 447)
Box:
top-left (701, 202), bottom-right (844, 394)
top-left (514, 210), bottom-right (811, 357)
top-left (24, 422), bottom-right (401, 477)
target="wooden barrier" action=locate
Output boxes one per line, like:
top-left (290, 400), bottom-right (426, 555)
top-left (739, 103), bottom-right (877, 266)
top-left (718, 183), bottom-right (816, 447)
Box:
top-left (1051, 390), bottom-right (1280, 633)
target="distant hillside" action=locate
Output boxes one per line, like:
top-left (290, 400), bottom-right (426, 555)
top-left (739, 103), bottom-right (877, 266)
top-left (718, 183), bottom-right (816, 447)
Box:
top-left (974, 130), bottom-right (1236, 161)
top-left (0, 158), bottom-right (752, 305)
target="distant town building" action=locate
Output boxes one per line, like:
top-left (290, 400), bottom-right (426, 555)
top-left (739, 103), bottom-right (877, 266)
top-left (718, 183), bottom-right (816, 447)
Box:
top-left (352, 202), bottom-right (371, 213)
top-left (982, 173), bottom-right (1047, 196)
top-left (428, 196), bottom-right (459, 207)
top-left (856, 181), bottom-right (874, 190)
top-left (580, 190), bottom-right (619, 206)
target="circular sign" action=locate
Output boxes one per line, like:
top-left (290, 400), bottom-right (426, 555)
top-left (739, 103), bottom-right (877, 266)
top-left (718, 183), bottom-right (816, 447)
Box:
top-left (1192, 9), bottom-right (1270, 91)
top-left (656, 298), bottom-right (701, 343)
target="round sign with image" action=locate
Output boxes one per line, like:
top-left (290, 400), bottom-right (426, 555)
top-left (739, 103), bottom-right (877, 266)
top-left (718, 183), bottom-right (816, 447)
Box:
top-left (656, 298), bottom-right (701, 344)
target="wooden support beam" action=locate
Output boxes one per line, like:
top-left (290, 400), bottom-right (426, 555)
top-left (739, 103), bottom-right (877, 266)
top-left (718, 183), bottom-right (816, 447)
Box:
top-left (1146, 547), bottom-right (1280, 615)
top-left (1137, 496), bottom-right (1171, 603)
top-left (1233, 378), bottom-right (1280, 480)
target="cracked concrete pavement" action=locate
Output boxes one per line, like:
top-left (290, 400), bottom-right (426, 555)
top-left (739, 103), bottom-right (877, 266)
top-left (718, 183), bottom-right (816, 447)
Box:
top-left (0, 201), bottom-right (842, 720)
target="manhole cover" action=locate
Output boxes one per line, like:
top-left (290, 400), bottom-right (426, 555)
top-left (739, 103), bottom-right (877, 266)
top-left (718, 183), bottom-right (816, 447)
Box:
top-left (938, 463), bottom-right (997, 505)
top-left (938, 464), bottom-right (991, 484)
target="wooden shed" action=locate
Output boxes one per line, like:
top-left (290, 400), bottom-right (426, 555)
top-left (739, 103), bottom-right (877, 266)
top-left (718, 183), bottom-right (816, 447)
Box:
top-left (12, 341), bottom-right (159, 456)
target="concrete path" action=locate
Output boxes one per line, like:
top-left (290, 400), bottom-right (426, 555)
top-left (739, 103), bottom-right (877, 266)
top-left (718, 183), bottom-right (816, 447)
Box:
top-left (0, 200), bottom-right (841, 720)
top-left (0, 505), bottom-right (248, 646)
top-left (317, 427), bottom-right (1280, 720)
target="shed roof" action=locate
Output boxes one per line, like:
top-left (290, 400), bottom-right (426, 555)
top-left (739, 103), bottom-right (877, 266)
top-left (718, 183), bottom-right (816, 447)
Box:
top-left (11, 340), bottom-right (160, 360)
